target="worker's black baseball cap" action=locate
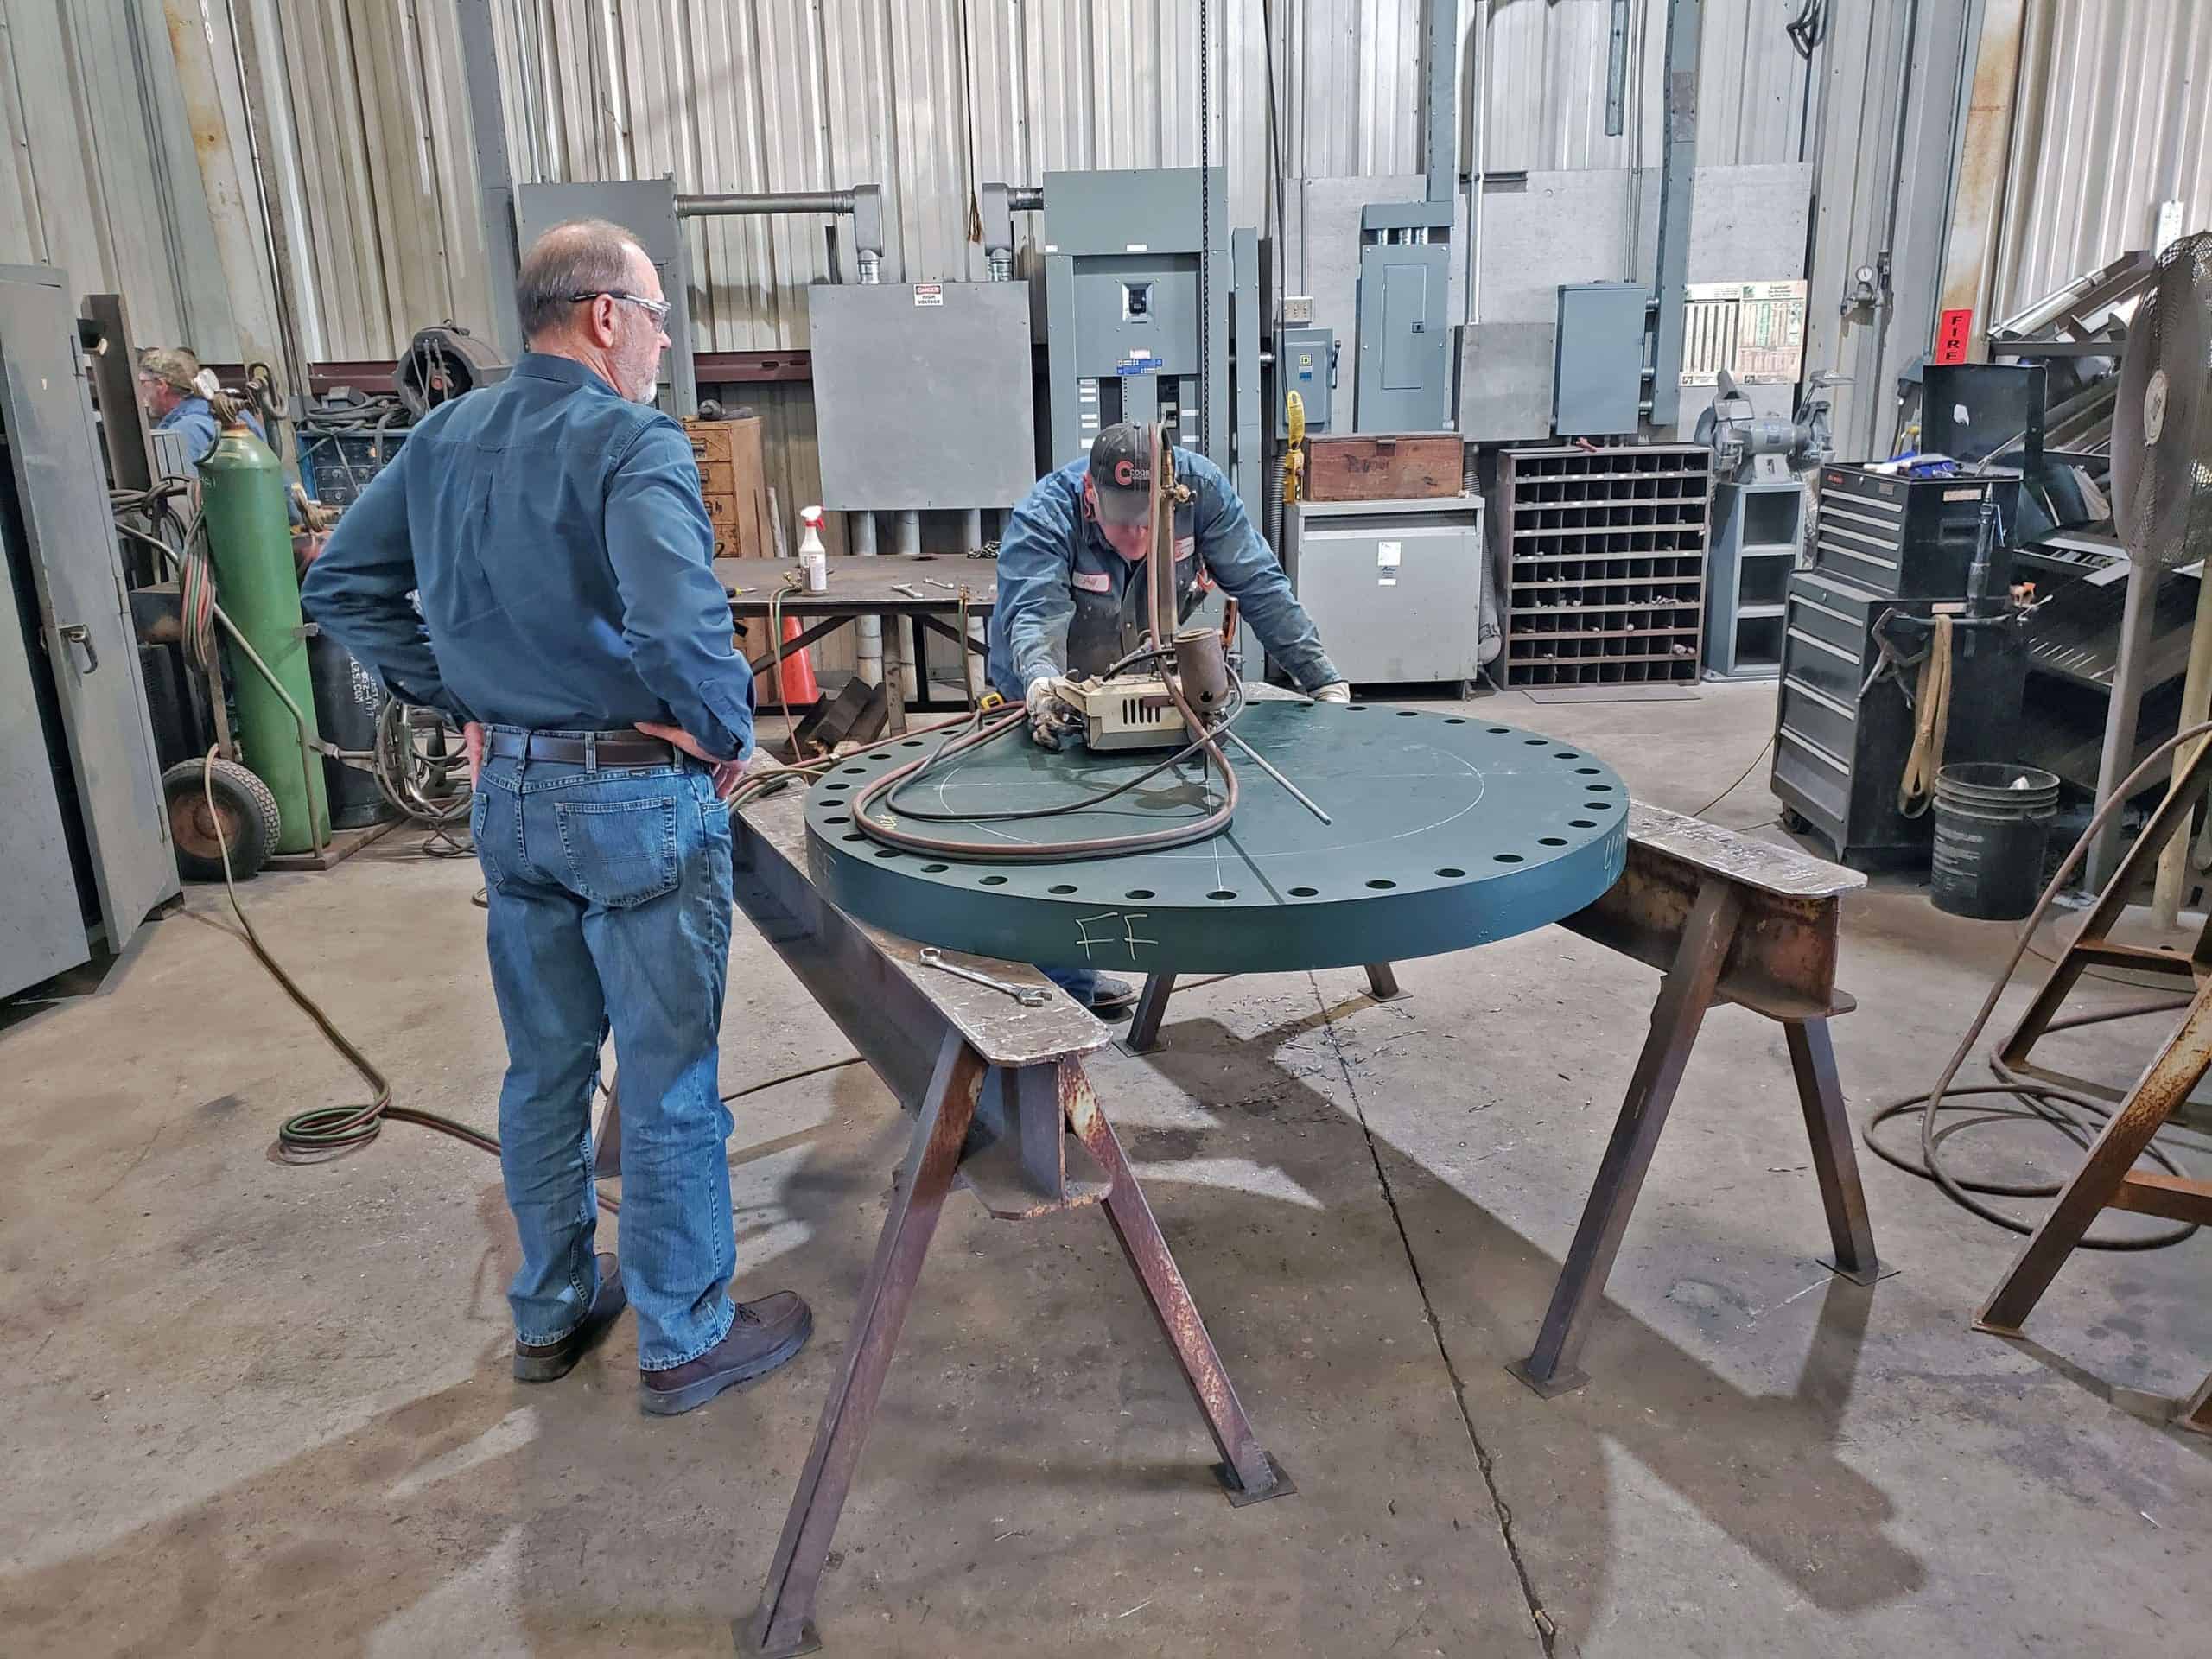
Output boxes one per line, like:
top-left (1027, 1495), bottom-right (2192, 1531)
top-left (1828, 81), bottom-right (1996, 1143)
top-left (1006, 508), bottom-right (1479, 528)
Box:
top-left (1089, 423), bottom-right (1153, 525)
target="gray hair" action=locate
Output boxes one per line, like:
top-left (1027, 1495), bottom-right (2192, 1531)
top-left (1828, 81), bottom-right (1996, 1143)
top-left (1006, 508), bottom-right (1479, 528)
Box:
top-left (517, 218), bottom-right (645, 342)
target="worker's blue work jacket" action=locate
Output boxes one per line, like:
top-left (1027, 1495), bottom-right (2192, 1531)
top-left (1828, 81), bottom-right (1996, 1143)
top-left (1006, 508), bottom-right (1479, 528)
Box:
top-left (301, 353), bottom-right (754, 760)
top-left (158, 397), bottom-right (265, 465)
top-left (986, 448), bottom-right (1340, 701)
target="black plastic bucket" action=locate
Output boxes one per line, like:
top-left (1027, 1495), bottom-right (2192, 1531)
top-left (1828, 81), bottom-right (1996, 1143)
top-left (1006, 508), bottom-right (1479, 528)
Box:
top-left (307, 628), bottom-right (391, 830)
top-left (1930, 762), bottom-right (2060, 920)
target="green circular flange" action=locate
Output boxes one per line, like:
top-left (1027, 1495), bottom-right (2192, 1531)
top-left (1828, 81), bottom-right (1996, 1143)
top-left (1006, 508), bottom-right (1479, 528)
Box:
top-left (805, 701), bottom-right (1628, 974)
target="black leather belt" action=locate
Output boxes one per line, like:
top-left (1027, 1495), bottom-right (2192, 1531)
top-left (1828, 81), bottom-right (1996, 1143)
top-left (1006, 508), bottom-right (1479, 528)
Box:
top-left (486, 731), bottom-right (677, 767)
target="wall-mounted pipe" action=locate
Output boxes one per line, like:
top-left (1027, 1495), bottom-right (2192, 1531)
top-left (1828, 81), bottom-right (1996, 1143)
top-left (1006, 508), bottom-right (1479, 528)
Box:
top-left (678, 191), bottom-right (855, 216)
top-left (678, 186), bottom-right (887, 282)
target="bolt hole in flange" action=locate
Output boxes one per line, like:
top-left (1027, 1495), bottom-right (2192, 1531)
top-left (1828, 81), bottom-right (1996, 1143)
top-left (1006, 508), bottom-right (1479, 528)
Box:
top-left (981, 875), bottom-right (1007, 886)
top-left (1209, 889), bottom-right (1236, 900)
top-left (1289, 886), bottom-right (1319, 897)
top-left (1049, 883), bottom-right (1077, 894)
top-left (1367, 879), bottom-right (1395, 889)
top-left (1436, 868), bottom-right (1465, 878)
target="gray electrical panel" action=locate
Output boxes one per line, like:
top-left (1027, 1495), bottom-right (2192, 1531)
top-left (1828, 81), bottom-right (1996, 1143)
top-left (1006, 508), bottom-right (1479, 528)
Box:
top-left (810, 282), bottom-right (1036, 510)
top-left (516, 176), bottom-right (696, 415)
top-left (1355, 240), bottom-right (1453, 433)
top-left (1275, 325), bottom-right (1337, 436)
top-left (1554, 282), bottom-right (1649, 436)
top-left (1043, 168), bottom-right (1225, 471)
top-left (1039, 167), bottom-right (1263, 527)
top-left (1281, 494), bottom-right (1486, 688)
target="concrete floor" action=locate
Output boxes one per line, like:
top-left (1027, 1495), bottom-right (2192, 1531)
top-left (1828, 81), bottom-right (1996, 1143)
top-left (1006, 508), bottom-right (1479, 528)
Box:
top-left (3, 680), bottom-right (2208, 1658)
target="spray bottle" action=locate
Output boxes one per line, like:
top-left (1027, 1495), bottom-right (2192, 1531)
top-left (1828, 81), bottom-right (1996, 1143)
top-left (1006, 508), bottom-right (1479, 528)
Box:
top-left (798, 505), bottom-right (829, 593)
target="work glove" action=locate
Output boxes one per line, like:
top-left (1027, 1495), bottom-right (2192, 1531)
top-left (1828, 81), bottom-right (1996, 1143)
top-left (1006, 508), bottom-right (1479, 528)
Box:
top-left (1312, 681), bottom-right (1352, 703)
top-left (1025, 675), bottom-right (1085, 751)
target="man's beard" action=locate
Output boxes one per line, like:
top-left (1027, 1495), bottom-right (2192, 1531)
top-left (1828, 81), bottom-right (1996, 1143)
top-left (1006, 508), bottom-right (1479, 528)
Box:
top-left (616, 327), bottom-right (662, 404)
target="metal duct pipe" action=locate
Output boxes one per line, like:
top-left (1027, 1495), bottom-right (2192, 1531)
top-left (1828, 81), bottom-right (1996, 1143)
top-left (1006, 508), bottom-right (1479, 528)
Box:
top-left (1007, 186), bottom-right (1045, 213)
top-left (895, 512), bottom-right (921, 701)
top-left (678, 191), bottom-right (855, 216)
top-left (850, 511), bottom-right (882, 686)
top-left (678, 186), bottom-right (887, 282)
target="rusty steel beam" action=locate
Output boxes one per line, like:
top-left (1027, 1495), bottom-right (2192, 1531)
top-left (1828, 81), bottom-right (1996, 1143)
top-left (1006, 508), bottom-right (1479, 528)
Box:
top-left (1064, 1064), bottom-right (1289, 1503)
top-left (2181, 1369), bottom-right (2212, 1436)
top-left (291, 351), bottom-right (816, 399)
top-left (747, 1032), bottom-right (985, 1659)
top-left (1510, 880), bottom-right (1746, 1396)
top-left (1559, 835), bottom-right (1847, 1022)
top-left (1979, 982), bottom-right (2212, 1335)
top-left (1787, 1018), bottom-right (1882, 1284)
top-left (731, 811), bottom-right (945, 1111)
top-left (1936, 0), bottom-right (2030, 356)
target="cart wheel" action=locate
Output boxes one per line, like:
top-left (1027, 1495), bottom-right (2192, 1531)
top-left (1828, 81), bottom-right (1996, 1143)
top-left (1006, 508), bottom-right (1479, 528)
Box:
top-left (162, 759), bottom-right (282, 881)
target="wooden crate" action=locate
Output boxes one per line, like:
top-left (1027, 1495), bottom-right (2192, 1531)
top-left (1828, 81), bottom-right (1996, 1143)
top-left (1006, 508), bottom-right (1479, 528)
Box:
top-left (1305, 432), bottom-right (1461, 501)
top-left (683, 416), bottom-right (774, 559)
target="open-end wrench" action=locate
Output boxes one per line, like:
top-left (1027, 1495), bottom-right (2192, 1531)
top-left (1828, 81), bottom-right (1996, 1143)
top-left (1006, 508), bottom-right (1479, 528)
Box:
top-left (917, 947), bottom-right (1051, 1006)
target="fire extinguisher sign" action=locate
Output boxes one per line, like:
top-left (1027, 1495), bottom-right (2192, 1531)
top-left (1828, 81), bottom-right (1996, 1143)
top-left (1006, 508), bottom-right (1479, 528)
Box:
top-left (1935, 308), bottom-right (1973, 364)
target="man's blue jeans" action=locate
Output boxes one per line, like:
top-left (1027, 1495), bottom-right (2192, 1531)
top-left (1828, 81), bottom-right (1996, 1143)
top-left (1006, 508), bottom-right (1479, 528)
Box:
top-left (472, 730), bottom-right (737, 1370)
top-left (1043, 964), bottom-right (1099, 1003)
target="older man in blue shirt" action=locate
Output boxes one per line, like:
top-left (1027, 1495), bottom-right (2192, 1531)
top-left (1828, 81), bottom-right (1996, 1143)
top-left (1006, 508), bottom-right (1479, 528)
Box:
top-left (988, 423), bottom-right (1349, 1011)
top-left (137, 348), bottom-right (266, 461)
top-left (302, 219), bottom-right (810, 1416)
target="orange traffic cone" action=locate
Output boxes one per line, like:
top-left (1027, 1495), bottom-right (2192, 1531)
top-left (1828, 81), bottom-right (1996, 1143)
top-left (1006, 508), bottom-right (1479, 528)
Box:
top-left (776, 614), bottom-right (820, 707)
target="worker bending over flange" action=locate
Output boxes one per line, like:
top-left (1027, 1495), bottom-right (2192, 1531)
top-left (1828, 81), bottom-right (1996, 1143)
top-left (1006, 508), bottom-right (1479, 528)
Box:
top-left (986, 422), bottom-right (1350, 1014)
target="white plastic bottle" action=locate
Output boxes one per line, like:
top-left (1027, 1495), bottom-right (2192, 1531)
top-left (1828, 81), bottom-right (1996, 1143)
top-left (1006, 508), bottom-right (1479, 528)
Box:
top-left (798, 505), bottom-right (829, 593)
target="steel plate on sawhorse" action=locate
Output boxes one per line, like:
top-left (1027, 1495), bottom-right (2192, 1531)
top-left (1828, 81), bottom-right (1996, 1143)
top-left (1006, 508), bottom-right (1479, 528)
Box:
top-left (806, 700), bottom-right (1630, 974)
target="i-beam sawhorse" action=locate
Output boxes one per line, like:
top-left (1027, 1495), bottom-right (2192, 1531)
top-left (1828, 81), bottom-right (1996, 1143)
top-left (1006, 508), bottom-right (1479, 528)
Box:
top-left (594, 790), bottom-right (1294, 1656)
top-left (1122, 803), bottom-right (1885, 1397)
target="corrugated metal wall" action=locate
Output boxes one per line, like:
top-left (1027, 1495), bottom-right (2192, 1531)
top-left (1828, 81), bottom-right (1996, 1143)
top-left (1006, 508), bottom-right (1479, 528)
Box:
top-left (0, 0), bottom-right (269, 355)
top-left (2, 0), bottom-right (2206, 445)
top-left (1479, 0), bottom-right (1814, 174)
top-left (461, 0), bottom-right (1813, 355)
top-left (1993, 0), bottom-right (2212, 315)
top-left (0, 0), bottom-right (1903, 369)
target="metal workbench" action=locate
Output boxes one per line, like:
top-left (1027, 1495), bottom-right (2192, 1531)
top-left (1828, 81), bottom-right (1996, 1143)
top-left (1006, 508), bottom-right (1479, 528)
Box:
top-left (716, 555), bottom-right (995, 735)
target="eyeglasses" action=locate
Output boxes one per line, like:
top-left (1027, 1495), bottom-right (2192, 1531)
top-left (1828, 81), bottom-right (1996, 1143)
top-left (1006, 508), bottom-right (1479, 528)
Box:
top-left (570, 289), bottom-right (671, 324)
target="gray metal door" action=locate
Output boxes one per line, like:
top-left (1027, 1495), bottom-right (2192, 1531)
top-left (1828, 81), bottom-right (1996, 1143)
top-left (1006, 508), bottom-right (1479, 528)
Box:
top-left (0, 265), bottom-right (177, 955)
top-left (0, 531), bottom-right (87, 996)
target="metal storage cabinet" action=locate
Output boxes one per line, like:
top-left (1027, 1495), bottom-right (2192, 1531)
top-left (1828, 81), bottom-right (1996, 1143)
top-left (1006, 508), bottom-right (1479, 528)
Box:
top-left (1809, 466), bottom-right (2020, 599)
top-left (1702, 480), bottom-right (1803, 680)
top-left (1771, 568), bottom-right (2027, 868)
top-left (1281, 494), bottom-right (1485, 688)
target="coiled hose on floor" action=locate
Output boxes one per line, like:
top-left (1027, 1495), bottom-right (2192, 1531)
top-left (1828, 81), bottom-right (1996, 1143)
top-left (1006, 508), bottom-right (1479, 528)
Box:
top-left (197, 749), bottom-right (861, 1190)
top-left (1862, 720), bottom-right (2212, 1249)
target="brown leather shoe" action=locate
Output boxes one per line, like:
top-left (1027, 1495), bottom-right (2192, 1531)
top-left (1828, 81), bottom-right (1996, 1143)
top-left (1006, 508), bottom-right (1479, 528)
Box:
top-left (639, 1292), bottom-right (813, 1416)
top-left (513, 1253), bottom-right (627, 1382)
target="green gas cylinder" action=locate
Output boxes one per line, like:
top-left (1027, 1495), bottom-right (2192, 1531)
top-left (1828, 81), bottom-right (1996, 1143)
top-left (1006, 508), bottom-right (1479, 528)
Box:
top-left (200, 420), bottom-right (329, 852)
